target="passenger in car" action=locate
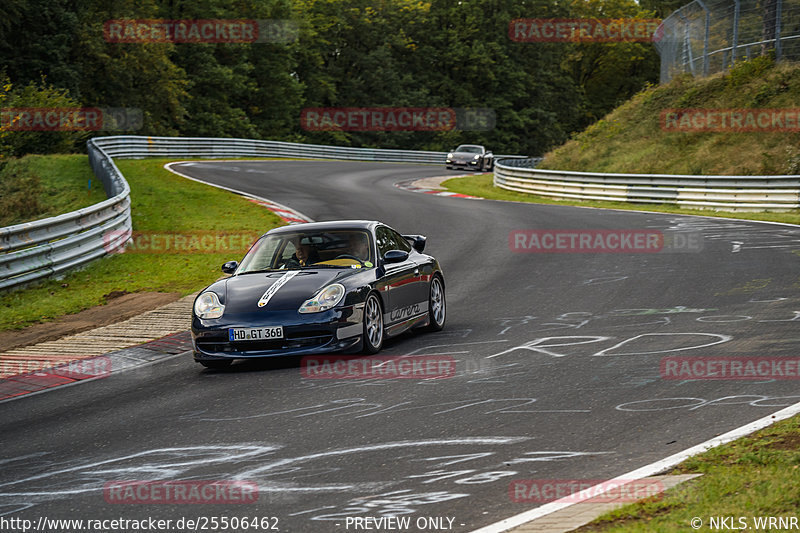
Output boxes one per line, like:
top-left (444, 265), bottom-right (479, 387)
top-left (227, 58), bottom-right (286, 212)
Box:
top-left (346, 233), bottom-right (370, 261)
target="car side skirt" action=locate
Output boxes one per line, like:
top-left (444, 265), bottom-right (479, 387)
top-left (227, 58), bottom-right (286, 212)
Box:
top-left (384, 302), bottom-right (430, 337)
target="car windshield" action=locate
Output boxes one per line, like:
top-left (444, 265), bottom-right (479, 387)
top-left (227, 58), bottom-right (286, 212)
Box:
top-left (455, 145), bottom-right (482, 153)
top-left (237, 230), bottom-right (374, 273)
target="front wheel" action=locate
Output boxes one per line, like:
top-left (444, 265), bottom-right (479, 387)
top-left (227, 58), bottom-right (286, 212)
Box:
top-left (362, 293), bottom-right (384, 354)
top-left (425, 276), bottom-right (446, 331)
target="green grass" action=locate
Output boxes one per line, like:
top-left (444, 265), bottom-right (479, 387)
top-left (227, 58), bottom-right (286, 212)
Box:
top-left (0, 157), bottom-right (282, 331)
top-left (539, 57), bottom-right (800, 176)
top-left (0, 154), bottom-right (107, 226)
top-left (573, 414), bottom-right (800, 532)
top-left (442, 173), bottom-right (800, 225)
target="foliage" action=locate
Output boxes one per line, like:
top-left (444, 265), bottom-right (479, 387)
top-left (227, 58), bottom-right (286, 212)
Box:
top-left (0, 75), bottom-right (87, 158)
top-left (0, 0), bottom-right (665, 155)
top-left (539, 59), bottom-right (800, 175)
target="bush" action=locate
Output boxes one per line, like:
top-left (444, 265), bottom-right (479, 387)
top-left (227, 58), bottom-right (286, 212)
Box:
top-left (0, 75), bottom-right (87, 160)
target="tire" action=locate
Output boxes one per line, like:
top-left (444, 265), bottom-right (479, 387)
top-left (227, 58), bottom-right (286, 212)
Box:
top-left (425, 275), bottom-right (446, 331)
top-left (200, 359), bottom-right (232, 369)
top-left (362, 293), bottom-right (384, 354)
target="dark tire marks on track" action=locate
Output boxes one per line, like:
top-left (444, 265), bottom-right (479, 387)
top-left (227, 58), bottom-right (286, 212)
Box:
top-left (1, 160), bottom-right (799, 531)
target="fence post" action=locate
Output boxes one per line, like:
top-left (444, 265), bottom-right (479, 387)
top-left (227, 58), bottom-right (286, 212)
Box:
top-left (695, 0), bottom-right (710, 76)
top-left (775, 0), bottom-right (783, 60)
top-left (732, 0), bottom-right (740, 65)
top-left (679, 11), bottom-right (695, 75)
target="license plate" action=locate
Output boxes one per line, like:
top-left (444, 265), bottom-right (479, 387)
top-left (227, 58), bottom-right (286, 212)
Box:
top-left (229, 326), bottom-right (284, 341)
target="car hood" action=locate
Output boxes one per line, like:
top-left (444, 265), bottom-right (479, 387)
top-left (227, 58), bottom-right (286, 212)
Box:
top-left (219, 269), bottom-right (354, 313)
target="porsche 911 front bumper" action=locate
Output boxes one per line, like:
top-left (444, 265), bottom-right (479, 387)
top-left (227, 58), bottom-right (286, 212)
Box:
top-left (191, 305), bottom-right (363, 361)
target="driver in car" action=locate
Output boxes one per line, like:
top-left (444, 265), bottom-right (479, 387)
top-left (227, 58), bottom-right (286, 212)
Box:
top-left (287, 238), bottom-right (320, 267)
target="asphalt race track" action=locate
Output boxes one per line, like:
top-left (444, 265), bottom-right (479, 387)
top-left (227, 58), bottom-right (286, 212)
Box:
top-left (2, 160), bottom-right (799, 532)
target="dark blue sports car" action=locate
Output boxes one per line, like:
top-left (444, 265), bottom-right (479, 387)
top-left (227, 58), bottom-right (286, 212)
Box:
top-left (191, 220), bottom-right (446, 368)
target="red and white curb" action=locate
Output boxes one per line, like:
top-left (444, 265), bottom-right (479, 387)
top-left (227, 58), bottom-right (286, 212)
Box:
top-left (394, 176), bottom-right (481, 199)
top-left (164, 161), bottom-right (314, 224)
top-left (0, 331), bottom-right (193, 403)
top-left (243, 197), bottom-right (313, 224)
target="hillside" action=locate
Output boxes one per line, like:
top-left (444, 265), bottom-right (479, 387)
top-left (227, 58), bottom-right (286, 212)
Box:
top-left (539, 57), bottom-right (800, 176)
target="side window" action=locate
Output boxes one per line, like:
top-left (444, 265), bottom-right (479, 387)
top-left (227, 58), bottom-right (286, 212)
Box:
top-left (390, 229), bottom-right (412, 252)
top-left (376, 227), bottom-right (395, 258)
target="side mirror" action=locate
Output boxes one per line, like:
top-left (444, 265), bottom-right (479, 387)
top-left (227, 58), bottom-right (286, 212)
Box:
top-left (221, 261), bottom-right (239, 274)
top-left (383, 250), bottom-right (409, 264)
top-left (403, 234), bottom-right (426, 253)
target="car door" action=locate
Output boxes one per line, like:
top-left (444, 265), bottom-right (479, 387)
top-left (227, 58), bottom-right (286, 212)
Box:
top-left (388, 227), bottom-right (430, 310)
top-left (375, 226), bottom-right (425, 327)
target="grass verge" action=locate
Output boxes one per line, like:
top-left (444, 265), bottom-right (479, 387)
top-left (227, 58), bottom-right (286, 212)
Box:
top-left (573, 413), bottom-right (800, 532)
top-left (539, 58), bottom-right (800, 176)
top-left (442, 173), bottom-right (800, 226)
top-left (0, 154), bottom-right (107, 227)
top-left (0, 157), bottom-right (282, 331)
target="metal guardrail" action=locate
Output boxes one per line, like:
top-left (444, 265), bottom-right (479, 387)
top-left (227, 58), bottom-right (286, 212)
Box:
top-left (2, 135), bottom-right (797, 291)
top-left (0, 135), bottom-right (524, 290)
top-left (0, 138), bottom-right (131, 290)
top-left (90, 135), bottom-right (524, 163)
top-left (494, 158), bottom-right (800, 211)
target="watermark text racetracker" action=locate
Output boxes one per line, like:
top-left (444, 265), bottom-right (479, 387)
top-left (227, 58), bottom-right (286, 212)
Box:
top-left (0, 355), bottom-right (111, 380)
top-left (1, 108), bottom-right (142, 131)
top-left (661, 108), bottom-right (800, 132)
top-left (301, 355), bottom-right (456, 379)
top-left (300, 107), bottom-right (495, 131)
top-left (509, 18), bottom-right (661, 42)
top-left (662, 357), bottom-right (800, 380)
top-left (510, 478), bottom-right (664, 503)
top-left (104, 19), bottom-right (298, 43)
top-left (104, 480), bottom-right (257, 504)
top-left (509, 230), bottom-right (703, 253)
top-left (103, 230), bottom-right (260, 255)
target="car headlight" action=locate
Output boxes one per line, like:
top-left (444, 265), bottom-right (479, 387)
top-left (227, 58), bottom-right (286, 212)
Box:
top-left (473, 154), bottom-right (481, 159)
top-left (299, 283), bottom-right (345, 313)
top-left (447, 153), bottom-right (454, 158)
top-left (194, 292), bottom-right (225, 319)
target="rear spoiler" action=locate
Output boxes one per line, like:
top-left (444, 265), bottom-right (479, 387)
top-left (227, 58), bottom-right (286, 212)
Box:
top-left (403, 234), bottom-right (426, 253)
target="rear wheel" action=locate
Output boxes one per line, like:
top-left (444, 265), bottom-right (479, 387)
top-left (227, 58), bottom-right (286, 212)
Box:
top-left (199, 359), bottom-right (232, 369)
top-left (362, 293), bottom-right (384, 354)
top-left (426, 276), bottom-right (446, 331)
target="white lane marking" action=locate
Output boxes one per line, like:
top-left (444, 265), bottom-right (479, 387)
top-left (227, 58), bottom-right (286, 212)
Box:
top-left (164, 161), bottom-right (314, 223)
top-left (258, 271), bottom-right (300, 308)
top-left (470, 398), bottom-right (800, 533)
